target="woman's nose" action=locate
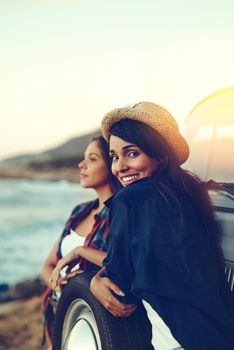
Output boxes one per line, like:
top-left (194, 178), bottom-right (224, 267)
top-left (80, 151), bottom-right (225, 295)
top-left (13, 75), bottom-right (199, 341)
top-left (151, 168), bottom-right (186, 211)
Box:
top-left (78, 159), bottom-right (86, 169)
top-left (116, 158), bottom-right (129, 173)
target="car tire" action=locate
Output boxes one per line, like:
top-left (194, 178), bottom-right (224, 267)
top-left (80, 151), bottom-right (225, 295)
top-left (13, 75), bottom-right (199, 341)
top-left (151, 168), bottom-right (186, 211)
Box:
top-left (52, 270), bottom-right (153, 350)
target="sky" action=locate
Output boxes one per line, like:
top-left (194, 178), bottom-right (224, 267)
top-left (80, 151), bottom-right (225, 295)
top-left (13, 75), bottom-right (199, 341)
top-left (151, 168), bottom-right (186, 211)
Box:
top-left (0, 0), bottom-right (233, 160)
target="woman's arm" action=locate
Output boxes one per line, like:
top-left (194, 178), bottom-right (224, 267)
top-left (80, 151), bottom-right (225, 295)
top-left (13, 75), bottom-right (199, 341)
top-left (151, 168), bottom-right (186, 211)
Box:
top-left (49, 246), bottom-right (107, 289)
top-left (77, 246), bottom-right (107, 267)
top-left (41, 240), bottom-right (60, 289)
top-left (91, 200), bottom-right (139, 317)
top-left (90, 267), bottom-right (137, 317)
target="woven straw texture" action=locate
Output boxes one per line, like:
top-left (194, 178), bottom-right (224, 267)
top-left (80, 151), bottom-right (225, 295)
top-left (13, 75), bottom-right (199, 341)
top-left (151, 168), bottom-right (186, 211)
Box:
top-left (101, 102), bottom-right (189, 165)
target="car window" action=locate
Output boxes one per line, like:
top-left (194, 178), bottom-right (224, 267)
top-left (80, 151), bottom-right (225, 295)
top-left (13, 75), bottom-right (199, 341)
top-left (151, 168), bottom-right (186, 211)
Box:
top-left (182, 87), bottom-right (234, 266)
top-left (183, 123), bottom-right (234, 183)
top-left (182, 87), bottom-right (234, 184)
top-left (206, 124), bottom-right (234, 183)
top-left (183, 124), bottom-right (213, 179)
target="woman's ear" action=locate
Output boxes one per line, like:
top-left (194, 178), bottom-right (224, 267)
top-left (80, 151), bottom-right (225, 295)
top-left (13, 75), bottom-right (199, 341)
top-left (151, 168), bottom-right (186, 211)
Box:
top-left (152, 156), bottom-right (169, 179)
top-left (157, 156), bottom-right (168, 171)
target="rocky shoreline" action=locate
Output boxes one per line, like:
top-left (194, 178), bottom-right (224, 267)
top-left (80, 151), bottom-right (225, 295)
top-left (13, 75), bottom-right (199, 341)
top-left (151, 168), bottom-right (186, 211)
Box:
top-left (0, 167), bottom-right (80, 183)
top-left (0, 277), bottom-right (45, 303)
top-left (0, 278), bottom-right (47, 350)
top-left (0, 168), bottom-right (80, 349)
top-left (0, 166), bottom-right (84, 350)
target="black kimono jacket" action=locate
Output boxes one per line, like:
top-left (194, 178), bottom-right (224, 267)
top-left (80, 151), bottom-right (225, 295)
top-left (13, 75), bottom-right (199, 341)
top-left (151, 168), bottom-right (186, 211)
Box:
top-left (103, 178), bottom-right (234, 350)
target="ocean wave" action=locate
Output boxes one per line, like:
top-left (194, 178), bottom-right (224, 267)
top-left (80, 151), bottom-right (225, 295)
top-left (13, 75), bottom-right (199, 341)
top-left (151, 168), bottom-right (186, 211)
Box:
top-left (0, 179), bottom-right (95, 285)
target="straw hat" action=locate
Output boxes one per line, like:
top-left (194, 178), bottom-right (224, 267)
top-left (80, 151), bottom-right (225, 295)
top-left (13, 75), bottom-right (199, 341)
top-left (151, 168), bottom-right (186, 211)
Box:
top-left (101, 101), bottom-right (189, 165)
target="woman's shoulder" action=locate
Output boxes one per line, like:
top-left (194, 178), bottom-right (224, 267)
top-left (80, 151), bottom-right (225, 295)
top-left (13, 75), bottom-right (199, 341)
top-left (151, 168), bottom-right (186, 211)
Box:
top-left (73, 199), bottom-right (98, 212)
top-left (59, 199), bottom-right (99, 242)
top-left (71, 199), bottom-right (98, 215)
top-left (111, 178), bottom-right (157, 206)
top-left (108, 178), bottom-right (184, 214)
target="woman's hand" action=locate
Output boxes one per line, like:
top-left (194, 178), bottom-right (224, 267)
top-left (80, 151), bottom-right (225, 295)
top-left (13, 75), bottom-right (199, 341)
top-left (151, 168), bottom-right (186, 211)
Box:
top-left (49, 264), bottom-right (63, 289)
top-left (90, 267), bottom-right (137, 317)
top-left (50, 264), bottom-right (84, 290)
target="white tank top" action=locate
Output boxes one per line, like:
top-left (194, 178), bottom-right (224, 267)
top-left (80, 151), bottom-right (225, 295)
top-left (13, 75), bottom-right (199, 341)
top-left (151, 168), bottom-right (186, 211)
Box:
top-left (60, 229), bottom-right (86, 257)
top-left (60, 229), bottom-right (86, 277)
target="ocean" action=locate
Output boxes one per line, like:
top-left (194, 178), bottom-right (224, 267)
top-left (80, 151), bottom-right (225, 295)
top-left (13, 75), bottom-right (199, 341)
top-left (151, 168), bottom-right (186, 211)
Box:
top-left (0, 179), bottom-right (96, 286)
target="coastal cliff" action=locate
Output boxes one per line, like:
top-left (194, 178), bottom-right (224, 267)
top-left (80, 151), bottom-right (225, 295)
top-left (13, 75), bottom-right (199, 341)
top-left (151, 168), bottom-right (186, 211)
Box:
top-left (0, 129), bottom-right (100, 182)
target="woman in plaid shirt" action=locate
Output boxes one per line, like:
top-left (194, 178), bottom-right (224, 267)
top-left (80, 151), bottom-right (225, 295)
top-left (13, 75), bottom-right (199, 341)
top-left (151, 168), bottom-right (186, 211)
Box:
top-left (41, 135), bottom-right (119, 350)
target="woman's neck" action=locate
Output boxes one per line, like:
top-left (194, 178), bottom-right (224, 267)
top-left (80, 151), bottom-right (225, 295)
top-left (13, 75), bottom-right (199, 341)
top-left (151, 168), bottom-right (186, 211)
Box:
top-left (95, 185), bottom-right (114, 210)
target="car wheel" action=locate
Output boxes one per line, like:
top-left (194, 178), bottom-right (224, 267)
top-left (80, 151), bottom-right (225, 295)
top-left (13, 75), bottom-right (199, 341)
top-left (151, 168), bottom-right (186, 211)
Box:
top-left (52, 270), bottom-right (153, 350)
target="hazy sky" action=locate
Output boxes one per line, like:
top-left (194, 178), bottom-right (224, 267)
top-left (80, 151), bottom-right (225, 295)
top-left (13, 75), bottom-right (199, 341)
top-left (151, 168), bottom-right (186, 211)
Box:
top-left (0, 0), bottom-right (233, 160)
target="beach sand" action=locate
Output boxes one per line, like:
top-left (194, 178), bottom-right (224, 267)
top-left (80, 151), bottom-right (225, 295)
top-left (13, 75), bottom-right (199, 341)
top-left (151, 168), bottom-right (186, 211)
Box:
top-left (0, 296), bottom-right (47, 350)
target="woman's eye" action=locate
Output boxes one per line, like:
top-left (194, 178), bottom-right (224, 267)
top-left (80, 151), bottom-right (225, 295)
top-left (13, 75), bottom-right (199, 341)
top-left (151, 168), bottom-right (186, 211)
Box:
top-left (128, 151), bottom-right (138, 157)
top-left (89, 157), bottom-right (97, 161)
top-left (110, 155), bottom-right (118, 161)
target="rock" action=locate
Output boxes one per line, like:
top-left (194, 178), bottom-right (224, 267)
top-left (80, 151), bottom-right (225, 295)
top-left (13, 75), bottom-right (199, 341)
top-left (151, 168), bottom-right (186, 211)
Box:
top-left (0, 283), bottom-right (10, 302)
top-left (1, 277), bottom-right (46, 302)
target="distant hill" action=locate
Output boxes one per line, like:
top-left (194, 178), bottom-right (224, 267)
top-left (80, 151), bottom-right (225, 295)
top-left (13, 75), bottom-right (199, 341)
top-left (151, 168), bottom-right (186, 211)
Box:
top-left (0, 129), bottom-right (101, 168)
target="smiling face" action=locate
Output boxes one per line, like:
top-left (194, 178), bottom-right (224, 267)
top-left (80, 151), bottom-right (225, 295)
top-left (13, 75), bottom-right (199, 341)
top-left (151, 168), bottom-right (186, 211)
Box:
top-left (79, 140), bottom-right (111, 189)
top-left (109, 135), bottom-right (158, 187)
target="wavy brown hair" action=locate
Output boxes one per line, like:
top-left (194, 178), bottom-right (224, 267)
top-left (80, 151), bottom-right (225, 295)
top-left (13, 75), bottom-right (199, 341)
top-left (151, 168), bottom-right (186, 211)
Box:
top-left (92, 135), bottom-right (121, 193)
top-left (110, 119), bottom-right (221, 253)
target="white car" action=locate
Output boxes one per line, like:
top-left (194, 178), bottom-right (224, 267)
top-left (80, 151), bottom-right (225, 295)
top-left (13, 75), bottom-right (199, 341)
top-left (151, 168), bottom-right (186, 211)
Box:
top-left (183, 86), bottom-right (234, 290)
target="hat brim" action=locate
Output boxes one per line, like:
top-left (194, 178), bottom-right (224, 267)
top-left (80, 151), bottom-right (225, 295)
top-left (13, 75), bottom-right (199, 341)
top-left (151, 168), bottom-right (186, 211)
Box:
top-left (101, 106), bottom-right (189, 165)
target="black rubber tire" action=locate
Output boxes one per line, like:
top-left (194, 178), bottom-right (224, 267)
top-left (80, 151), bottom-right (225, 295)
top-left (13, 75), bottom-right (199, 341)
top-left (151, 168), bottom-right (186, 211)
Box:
top-left (52, 270), bottom-right (153, 350)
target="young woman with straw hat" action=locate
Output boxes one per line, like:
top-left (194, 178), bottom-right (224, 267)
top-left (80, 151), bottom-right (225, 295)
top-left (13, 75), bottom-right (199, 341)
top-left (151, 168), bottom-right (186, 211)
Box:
top-left (90, 102), bottom-right (234, 350)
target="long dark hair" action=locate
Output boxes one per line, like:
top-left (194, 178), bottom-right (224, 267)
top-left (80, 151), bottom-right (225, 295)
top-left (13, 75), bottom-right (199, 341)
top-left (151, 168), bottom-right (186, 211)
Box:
top-left (92, 135), bottom-right (121, 193)
top-left (110, 120), bottom-right (221, 250)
